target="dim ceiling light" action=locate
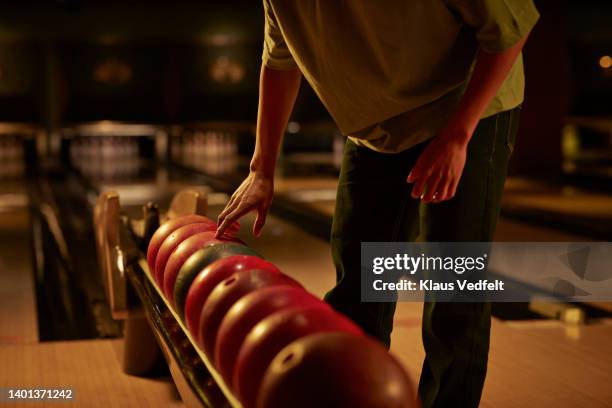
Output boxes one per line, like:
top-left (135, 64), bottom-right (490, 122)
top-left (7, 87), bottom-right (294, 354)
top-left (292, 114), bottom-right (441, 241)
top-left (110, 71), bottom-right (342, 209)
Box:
top-left (599, 55), bottom-right (612, 69)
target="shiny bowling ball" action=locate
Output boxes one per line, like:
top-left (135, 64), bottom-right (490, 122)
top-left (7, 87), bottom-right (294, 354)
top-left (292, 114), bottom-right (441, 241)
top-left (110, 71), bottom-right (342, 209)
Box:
top-left (146, 215), bottom-right (213, 274)
top-left (173, 243), bottom-right (261, 320)
top-left (184, 255), bottom-right (281, 337)
top-left (234, 306), bottom-right (362, 408)
top-left (258, 332), bottom-right (419, 408)
top-left (215, 285), bottom-right (323, 383)
top-left (153, 222), bottom-right (217, 286)
top-left (162, 230), bottom-right (240, 302)
top-left (199, 269), bottom-right (300, 358)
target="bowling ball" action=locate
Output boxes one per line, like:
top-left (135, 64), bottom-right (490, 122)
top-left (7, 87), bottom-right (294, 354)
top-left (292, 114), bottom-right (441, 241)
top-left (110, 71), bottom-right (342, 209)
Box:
top-left (162, 230), bottom-right (241, 302)
top-left (233, 306), bottom-right (362, 408)
top-left (146, 215), bottom-right (212, 273)
top-left (215, 286), bottom-right (323, 383)
top-left (153, 222), bottom-right (217, 286)
top-left (184, 255), bottom-right (281, 337)
top-left (173, 243), bottom-right (261, 320)
top-left (199, 269), bottom-right (301, 358)
top-left (258, 332), bottom-right (419, 408)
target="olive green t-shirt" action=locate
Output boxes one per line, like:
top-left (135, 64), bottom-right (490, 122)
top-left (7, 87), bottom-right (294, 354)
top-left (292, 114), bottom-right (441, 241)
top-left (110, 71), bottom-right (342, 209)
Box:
top-left (263, 0), bottom-right (539, 153)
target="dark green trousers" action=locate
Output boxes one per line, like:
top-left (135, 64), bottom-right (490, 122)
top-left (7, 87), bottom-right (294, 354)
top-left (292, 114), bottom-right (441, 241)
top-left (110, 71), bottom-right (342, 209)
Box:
top-left (324, 107), bottom-right (521, 408)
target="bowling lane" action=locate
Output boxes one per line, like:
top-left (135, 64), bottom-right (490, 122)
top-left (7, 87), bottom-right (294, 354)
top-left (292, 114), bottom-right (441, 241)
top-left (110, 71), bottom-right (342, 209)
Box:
top-left (37, 124), bottom-right (229, 339)
top-left (0, 187), bottom-right (37, 344)
top-left (274, 174), bottom-right (612, 242)
top-left (501, 177), bottom-right (612, 240)
top-left (0, 126), bottom-right (41, 344)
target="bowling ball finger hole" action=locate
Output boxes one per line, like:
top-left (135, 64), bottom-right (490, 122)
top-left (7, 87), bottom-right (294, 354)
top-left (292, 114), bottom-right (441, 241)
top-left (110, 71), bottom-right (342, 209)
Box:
top-left (224, 277), bottom-right (237, 286)
top-left (281, 353), bottom-right (295, 364)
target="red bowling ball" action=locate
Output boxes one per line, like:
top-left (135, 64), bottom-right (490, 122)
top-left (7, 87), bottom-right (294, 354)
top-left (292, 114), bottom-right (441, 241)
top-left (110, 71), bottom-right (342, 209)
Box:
top-left (199, 269), bottom-right (300, 358)
top-left (258, 332), bottom-right (419, 408)
top-left (146, 215), bottom-right (213, 273)
top-left (162, 230), bottom-right (240, 301)
top-left (153, 222), bottom-right (217, 286)
top-left (184, 255), bottom-right (281, 337)
top-left (233, 306), bottom-right (363, 408)
top-left (215, 286), bottom-right (324, 383)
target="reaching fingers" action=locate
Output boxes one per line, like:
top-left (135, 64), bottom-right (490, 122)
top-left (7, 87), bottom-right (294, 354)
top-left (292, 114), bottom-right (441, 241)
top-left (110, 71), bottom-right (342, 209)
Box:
top-left (218, 193), bottom-right (240, 222)
top-left (216, 198), bottom-right (254, 237)
top-left (217, 204), bottom-right (238, 235)
top-left (216, 199), bottom-right (254, 237)
top-left (253, 203), bottom-right (270, 237)
top-left (216, 217), bottom-right (232, 238)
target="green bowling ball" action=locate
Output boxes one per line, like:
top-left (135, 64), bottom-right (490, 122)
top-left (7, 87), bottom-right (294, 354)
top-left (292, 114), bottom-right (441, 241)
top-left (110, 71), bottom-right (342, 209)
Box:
top-left (173, 243), bottom-right (261, 319)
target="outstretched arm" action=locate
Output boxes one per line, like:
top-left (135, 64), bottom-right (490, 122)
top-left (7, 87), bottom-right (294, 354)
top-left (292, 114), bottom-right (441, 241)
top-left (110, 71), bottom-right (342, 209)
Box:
top-left (216, 64), bottom-right (302, 237)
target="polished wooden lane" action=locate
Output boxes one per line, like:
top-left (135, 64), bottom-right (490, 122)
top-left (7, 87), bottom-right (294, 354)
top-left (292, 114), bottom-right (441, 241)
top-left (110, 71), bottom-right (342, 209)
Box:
top-left (503, 178), bottom-right (612, 219)
top-left (272, 174), bottom-right (612, 240)
top-left (0, 195), bottom-right (38, 345)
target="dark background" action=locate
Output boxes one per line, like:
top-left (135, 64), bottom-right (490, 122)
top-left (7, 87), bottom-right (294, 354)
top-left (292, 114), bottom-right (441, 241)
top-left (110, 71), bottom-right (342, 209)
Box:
top-left (0, 0), bottom-right (610, 180)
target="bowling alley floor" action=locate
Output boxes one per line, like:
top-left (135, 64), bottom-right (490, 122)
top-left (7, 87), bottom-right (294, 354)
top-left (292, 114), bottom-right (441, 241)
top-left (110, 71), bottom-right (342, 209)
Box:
top-left (0, 339), bottom-right (184, 407)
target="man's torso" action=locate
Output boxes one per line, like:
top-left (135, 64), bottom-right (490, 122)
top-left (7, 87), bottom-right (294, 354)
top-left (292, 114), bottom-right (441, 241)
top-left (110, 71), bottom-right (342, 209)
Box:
top-left (264, 0), bottom-right (532, 152)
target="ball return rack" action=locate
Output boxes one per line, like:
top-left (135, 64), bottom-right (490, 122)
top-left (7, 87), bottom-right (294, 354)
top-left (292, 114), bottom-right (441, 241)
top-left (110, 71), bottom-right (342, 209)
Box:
top-left (94, 189), bottom-right (241, 408)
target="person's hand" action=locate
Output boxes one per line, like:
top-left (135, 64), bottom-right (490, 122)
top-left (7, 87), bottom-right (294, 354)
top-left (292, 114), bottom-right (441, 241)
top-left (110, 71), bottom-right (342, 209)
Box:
top-left (216, 171), bottom-right (274, 237)
top-left (407, 127), bottom-right (469, 203)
